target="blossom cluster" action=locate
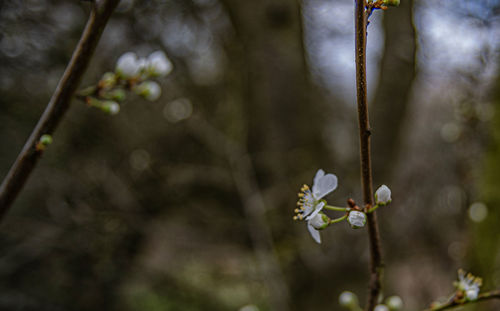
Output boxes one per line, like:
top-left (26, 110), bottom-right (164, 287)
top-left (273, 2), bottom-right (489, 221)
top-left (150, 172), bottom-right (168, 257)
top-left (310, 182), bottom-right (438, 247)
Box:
top-left (294, 169), bottom-right (391, 243)
top-left (454, 269), bottom-right (482, 301)
top-left (79, 50), bottom-right (173, 115)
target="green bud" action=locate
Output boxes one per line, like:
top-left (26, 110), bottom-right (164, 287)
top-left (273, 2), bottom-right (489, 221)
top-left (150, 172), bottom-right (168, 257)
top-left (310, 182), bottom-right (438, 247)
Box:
top-left (386, 296), bottom-right (403, 311)
top-left (109, 89), bottom-right (126, 102)
top-left (339, 291), bottom-right (358, 309)
top-left (39, 134), bottom-right (53, 146)
top-left (101, 101), bottom-right (120, 115)
top-left (383, 0), bottom-right (400, 6)
top-left (99, 72), bottom-right (117, 89)
top-left (36, 134), bottom-right (53, 151)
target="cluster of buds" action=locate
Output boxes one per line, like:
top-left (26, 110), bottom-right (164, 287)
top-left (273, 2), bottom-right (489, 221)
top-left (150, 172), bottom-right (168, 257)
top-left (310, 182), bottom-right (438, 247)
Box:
top-left (294, 169), bottom-right (392, 243)
top-left (78, 50), bottom-right (173, 115)
top-left (339, 291), bottom-right (403, 311)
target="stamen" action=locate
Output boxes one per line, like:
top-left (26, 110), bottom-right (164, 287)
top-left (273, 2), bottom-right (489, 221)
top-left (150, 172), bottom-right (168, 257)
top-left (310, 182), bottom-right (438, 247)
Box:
top-left (293, 216), bottom-right (298, 221)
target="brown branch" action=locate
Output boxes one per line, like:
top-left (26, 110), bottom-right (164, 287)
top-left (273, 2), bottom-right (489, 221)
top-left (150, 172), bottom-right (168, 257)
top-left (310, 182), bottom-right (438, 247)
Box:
top-left (0, 0), bottom-right (120, 219)
top-left (354, 1), bottom-right (384, 310)
top-left (424, 290), bottom-right (500, 311)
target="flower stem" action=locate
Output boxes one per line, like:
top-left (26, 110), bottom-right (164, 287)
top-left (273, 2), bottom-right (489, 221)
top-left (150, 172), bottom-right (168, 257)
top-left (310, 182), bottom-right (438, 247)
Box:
top-left (354, 1), bottom-right (384, 310)
top-left (366, 204), bottom-right (380, 213)
top-left (324, 205), bottom-right (348, 212)
top-left (330, 215), bottom-right (347, 224)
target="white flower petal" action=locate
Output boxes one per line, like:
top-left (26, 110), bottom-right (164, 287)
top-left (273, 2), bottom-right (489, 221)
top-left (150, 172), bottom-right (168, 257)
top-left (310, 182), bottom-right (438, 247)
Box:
top-left (313, 174), bottom-right (338, 199)
top-left (307, 222), bottom-right (321, 244)
top-left (313, 169), bottom-right (325, 187)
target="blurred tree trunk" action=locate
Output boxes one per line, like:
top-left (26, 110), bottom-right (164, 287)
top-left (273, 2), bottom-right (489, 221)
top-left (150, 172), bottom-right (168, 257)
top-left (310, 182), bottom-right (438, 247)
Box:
top-left (219, 1), bottom-right (327, 311)
top-left (471, 54), bottom-right (500, 301)
top-left (221, 0), bottom-right (325, 182)
top-left (371, 0), bottom-right (416, 184)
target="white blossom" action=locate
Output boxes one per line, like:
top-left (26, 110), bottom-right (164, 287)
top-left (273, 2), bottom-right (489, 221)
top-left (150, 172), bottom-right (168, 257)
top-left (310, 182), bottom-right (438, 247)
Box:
top-left (116, 52), bottom-right (143, 78)
top-left (456, 269), bottom-right (482, 301)
top-left (347, 211), bottom-right (366, 229)
top-left (374, 305), bottom-right (389, 311)
top-left (147, 50), bottom-right (173, 77)
top-left (375, 184), bottom-right (391, 205)
top-left (294, 169), bottom-right (337, 243)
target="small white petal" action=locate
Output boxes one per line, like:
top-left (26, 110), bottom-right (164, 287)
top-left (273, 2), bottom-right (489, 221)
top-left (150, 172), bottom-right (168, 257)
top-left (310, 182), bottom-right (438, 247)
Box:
top-left (313, 174), bottom-right (338, 199)
top-left (466, 289), bottom-right (478, 301)
top-left (313, 169), bottom-right (325, 187)
top-left (307, 222), bottom-right (321, 244)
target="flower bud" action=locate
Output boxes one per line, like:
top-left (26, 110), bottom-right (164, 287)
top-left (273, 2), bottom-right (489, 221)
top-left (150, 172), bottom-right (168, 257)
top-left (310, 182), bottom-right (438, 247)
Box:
top-left (36, 134), bottom-right (53, 151)
top-left (309, 212), bottom-right (329, 230)
top-left (40, 134), bottom-right (53, 146)
top-left (375, 185), bottom-right (391, 205)
top-left (339, 291), bottom-right (358, 308)
top-left (108, 89), bottom-right (126, 102)
top-left (135, 81), bottom-right (161, 101)
top-left (102, 101), bottom-right (120, 115)
top-left (116, 52), bottom-right (142, 78)
top-left (147, 51), bottom-right (173, 77)
top-left (99, 72), bottom-right (117, 89)
top-left (383, 0), bottom-right (399, 6)
top-left (386, 296), bottom-right (403, 310)
top-left (348, 211), bottom-right (366, 229)
top-left (374, 305), bottom-right (389, 311)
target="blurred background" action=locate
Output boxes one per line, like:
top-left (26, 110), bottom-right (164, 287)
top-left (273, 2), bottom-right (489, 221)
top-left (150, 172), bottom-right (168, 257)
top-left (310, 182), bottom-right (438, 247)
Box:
top-left (1, 0), bottom-right (500, 310)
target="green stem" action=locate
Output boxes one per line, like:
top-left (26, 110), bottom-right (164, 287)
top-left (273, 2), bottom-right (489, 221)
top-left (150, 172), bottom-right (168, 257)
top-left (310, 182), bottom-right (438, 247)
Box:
top-left (366, 204), bottom-right (380, 213)
top-left (324, 205), bottom-right (348, 212)
top-left (330, 215), bottom-right (347, 224)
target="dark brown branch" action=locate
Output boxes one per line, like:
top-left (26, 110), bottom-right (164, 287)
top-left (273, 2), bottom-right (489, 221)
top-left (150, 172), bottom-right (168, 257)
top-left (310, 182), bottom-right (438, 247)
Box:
top-left (0, 0), bottom-right (120, 219)
top-left (424, 290), bottom-right (500, 311)
top-left (354, 1), bottom-right (384, 310)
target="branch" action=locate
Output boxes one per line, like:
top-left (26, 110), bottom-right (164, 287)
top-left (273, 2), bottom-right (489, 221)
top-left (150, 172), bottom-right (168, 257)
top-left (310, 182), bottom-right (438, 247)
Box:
top-left (0, 0), bottom-right (120, 219)
top-left (424, 290), bottom-right (500, 311)
top-left (354, 1), bottom-right (384, 310)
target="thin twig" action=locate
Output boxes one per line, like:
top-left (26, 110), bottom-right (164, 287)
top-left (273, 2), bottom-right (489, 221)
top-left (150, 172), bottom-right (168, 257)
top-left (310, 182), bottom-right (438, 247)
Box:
top-left (424, 290), bottom-right (500, 311)
top-left (354, 1), bottom-right (384, 310)
top-left (0, 0), bottom-right (120, 219)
